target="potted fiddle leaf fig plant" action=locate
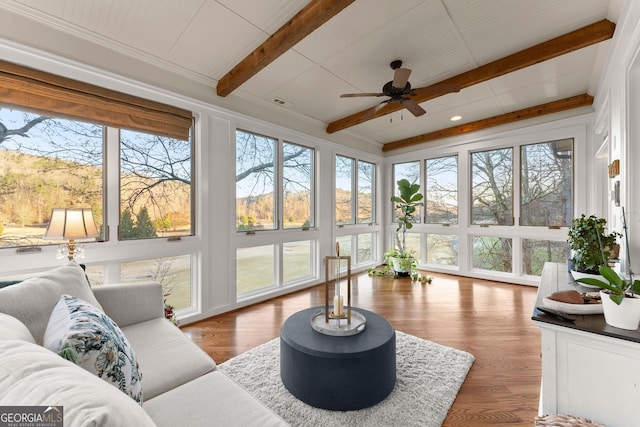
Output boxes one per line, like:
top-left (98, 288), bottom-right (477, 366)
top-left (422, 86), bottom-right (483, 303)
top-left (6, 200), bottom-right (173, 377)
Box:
top-left (386, 179), bottom-right (423, 276)
top-left (576, 265), bottom-right (640, 330)
top-left (567, 214), bottom-right (621, 281)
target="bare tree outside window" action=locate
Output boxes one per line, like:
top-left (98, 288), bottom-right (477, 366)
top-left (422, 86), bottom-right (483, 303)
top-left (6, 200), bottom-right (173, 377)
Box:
top-left (426, 233), bottom-right (458, 266)
top-left (120, 256), bottom-right (192, 310)
top-left (235, 130), bottom-right (276, 231)
top-left (473, 236), bottom-right (513, 272)
top-left (283, 142), bottom-right (313, 229)
top-left (336, 156), bottom-right (375, 225)
top-left (522, 239), bottom-right (570, 276)
top-left (0, 108), bottom-right (103, 247)
top-left (235, 131), bottom-right (314, 232)
top-left (471, 148), bottom-right (513, 225)
top-left (0, 107), bottom-right (194, 248)
top-left (358, 161), bottom-right (374, 224)
top-left (426, 155), bottom-right (458, 224)
top-left (335, 155), bottom-right (354, 225)
top-left (520, 139), bottom-right (573, 226)
top-left (120, 129), bottom-right (192, 239)
top-left (357, 232), bottom-right (374, 263)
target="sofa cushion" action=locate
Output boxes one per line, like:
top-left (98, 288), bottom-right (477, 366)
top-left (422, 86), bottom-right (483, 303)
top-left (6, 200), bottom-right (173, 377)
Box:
top-left (0, 313), bottom-right (36, 343)
top-left (121, 318), bottom-right (216, 399)
top-left (144, 371), bottom-right (289, 427)
top-left (0, 340), bottom-right (155, 427)
top-left (43, 295), bottom-right (143, 404)
top-left (0, 261), bottom-right (103, 344)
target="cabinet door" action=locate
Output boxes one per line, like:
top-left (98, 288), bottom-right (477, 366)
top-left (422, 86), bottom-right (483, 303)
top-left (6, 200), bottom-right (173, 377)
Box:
top-left (556, 331), bottom-right (640, 426)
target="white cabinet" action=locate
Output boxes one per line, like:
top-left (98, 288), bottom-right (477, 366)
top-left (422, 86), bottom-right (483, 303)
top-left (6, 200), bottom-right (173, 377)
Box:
top-left (534, 263), bottom-right (640, 427)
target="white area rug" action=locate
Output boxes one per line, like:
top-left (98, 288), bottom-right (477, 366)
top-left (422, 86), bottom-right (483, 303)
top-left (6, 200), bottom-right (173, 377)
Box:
top-left (219, 331), bottom-right (474, 427)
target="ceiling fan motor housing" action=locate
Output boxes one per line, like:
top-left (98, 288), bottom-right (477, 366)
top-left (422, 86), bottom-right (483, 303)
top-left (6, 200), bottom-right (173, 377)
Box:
top-left (383, 81), bottom-right (412, 99)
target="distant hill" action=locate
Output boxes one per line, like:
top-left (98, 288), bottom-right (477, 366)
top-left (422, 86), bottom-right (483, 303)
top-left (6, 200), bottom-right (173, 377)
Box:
top-left (0, 149), bottom-right (190, 231)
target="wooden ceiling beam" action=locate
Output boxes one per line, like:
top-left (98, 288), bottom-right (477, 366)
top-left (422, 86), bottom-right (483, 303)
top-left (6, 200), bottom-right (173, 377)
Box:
top-left (327, 19), bottom-right (615, 134)
top-left (216, 0), bottom-right (355, 97)
top-left (382, 94), bottom-right (594, 152)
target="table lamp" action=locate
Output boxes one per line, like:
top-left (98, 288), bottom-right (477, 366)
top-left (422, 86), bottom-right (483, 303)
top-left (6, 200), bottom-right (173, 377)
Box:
top-left (44, 208), bottom-right (99, 260)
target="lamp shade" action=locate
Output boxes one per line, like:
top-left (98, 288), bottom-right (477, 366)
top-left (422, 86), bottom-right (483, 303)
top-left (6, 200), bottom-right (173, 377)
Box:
top-left (44, 208), bottom-right (99, 240)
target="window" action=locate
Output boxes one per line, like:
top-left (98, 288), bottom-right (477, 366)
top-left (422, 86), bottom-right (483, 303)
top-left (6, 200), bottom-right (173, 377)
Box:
top-left (334, 155), bottom-right (378, 270)
top-left (520, 139), bottom-right (573, 226)
top-left (336, 235), bottom-right (352, 257)
top-left (358, 161), bottom-right (375, 224)
top-left (0, 103), bottom-right (196, 313)
top-left (121, 255), bottom-right (192, 310)
top-left (472, 236), bottom-right (512, 273)
top-left (120, 129), bottom-right (193, 240)
top-left (403, 233), bottom-right (421, 260)
top-left (425, 156), bottom-right (458, 224)
top-left (335, 155), bottom-right (354, 225)
top-left (236, 130), bottom-right (315, 231)
top-left (0, 107), bottom-right (104, 248)
top-left (357, 233), bottom-right (374, 263)
top-left (283, 142), bottom-right (313, 229)
top-left (235, 129), bottom-right (317, 297)
top-left (236, 130), bottom-right (276, 231)
top-left (237, 245), bottom-right (275, 295)
top-left (283, 240), bottom-right (313, 283)
top-left (426, 234), bottom-right (458, 266)
top-left (471, 148), bottom-right (513, 225)
top-left (335, 155), bottom-right (376, 225)
top-left (392, 161), bottom-right (421, 223)
top-left (522, 239), bottom-right (569, 276)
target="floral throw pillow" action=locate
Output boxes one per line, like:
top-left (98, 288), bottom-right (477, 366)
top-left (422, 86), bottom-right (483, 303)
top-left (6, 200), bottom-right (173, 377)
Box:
top-left (44, 294), bottom-right (143, 404)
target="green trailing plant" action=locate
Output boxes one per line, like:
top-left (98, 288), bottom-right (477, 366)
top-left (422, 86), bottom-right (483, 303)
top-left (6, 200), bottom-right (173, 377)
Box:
top-left (567, 214), bottom-right (621, 274)
top-left (576, 265), bottom-right (640, 305)
top-left (367, 264), bottom-right (433, 284)
top-left (384, 248), bottom-right (417, 274)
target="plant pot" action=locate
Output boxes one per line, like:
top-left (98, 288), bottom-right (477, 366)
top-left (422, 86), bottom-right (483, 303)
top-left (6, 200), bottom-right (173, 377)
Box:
top-left (570, 270), bottom-right (605, 289)
top-left (600, 291), bottom-right (640, 330)
top-left (388, 256), bottom-right (413, 276)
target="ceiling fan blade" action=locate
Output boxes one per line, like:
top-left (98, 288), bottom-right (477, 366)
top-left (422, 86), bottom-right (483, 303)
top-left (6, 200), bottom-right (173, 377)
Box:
top-left (392, 67), bottom-right (411, 89)
top-left (362, 100), bottom-right (389, 120)
top-left (340, 92), bottom-right (385, 98)
top-left (403, 99), bottom-right (427, 117)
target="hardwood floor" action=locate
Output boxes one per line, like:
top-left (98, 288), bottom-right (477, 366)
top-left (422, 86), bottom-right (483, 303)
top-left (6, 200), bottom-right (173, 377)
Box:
top-left (182, 270), bottom-right (541, 426)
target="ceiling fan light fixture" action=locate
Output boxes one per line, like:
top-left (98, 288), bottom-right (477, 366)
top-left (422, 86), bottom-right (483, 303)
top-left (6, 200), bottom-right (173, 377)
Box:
top-left (450, 115), bottom-right (462, 121)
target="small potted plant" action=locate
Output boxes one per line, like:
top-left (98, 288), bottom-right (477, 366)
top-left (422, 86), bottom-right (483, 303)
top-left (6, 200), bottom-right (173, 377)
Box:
top-left (567, 214), bottom-right (621, 280)
top-left (576, 265), bottom-right (640, 330)
top-left (387, 179), bottom-right (423, 276)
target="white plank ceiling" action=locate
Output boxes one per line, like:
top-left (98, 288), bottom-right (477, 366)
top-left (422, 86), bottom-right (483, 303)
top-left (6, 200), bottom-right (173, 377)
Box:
top-left (0, 0), bottom-right (622, 151)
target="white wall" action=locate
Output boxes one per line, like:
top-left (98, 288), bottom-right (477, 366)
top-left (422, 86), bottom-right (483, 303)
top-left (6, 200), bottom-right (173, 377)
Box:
top-left (593, 0), bottom-right (640, 275)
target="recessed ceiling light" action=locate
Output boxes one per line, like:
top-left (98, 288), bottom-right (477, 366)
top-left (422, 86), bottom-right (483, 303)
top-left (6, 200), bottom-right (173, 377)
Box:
top-left (450, 115), bottom-right (462, 121)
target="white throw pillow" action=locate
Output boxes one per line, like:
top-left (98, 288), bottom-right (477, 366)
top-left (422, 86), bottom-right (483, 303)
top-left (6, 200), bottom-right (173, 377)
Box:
top-left (0, 340), bottom-right (155, 427)
top-left (0, 313), bottom-right (36, 343)
top-left (0, 261), bottom-right (103, 344)
top-left (44, 294), bottom-right (143, 404)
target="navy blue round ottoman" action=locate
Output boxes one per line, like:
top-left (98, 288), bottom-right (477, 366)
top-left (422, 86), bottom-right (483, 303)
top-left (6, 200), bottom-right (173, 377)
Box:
top-left (280, 306), bottom-right (396, 410)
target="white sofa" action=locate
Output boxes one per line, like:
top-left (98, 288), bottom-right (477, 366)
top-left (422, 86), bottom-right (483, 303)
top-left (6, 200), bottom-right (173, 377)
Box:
top-left (0, 261), bottom-right (288, 427)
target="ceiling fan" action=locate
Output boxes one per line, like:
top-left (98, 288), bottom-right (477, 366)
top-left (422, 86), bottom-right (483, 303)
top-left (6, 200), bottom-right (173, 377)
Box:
top-left (340, 60), bottom-right (459, 120)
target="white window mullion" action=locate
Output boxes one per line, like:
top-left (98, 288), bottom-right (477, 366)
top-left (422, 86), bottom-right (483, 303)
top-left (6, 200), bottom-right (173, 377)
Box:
top-left (104, 127), bottom-right (122, 283)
